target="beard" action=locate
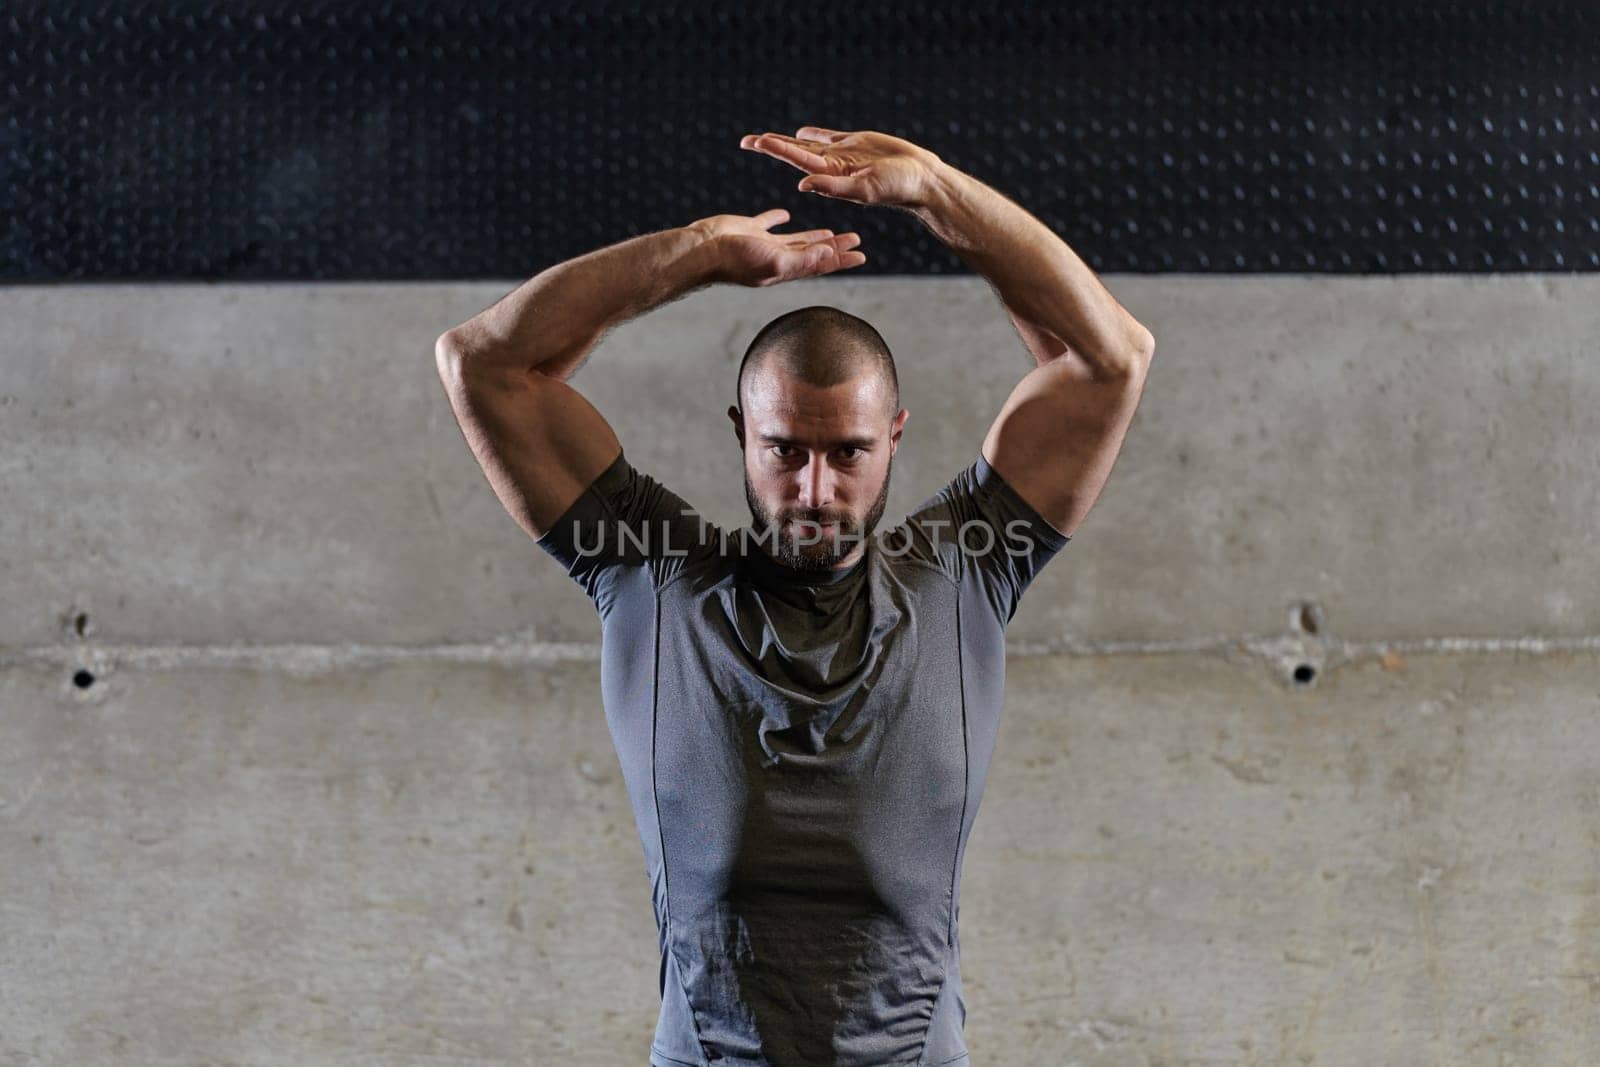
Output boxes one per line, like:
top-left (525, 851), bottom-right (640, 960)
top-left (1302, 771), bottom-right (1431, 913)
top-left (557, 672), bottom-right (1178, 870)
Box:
top-left (744, 458), bottom-right (893, 573)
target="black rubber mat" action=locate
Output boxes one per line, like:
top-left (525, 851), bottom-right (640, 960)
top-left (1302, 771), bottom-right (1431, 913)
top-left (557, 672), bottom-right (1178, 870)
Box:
top-left (5, 0), bottom-right (1597, 279)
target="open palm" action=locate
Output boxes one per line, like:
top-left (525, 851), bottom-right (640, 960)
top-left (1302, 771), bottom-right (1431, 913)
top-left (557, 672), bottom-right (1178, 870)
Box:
top-left (739, 127), bottom-right (942, 208)
top-left (693, 208), bottom-right (866, 288)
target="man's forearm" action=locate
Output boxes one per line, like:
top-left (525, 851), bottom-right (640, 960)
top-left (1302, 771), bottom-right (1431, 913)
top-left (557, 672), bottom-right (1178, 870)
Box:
top-left (440, 225), bottom-right (722, 382)
top-left (909, 161), bottom-right (1154, 376)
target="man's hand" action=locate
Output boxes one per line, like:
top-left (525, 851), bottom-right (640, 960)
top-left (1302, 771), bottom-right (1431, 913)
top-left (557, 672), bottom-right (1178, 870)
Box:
top-left (690, 208), bottom-right (865, 288)
top-left (739, 127), bottom-right (944, 209)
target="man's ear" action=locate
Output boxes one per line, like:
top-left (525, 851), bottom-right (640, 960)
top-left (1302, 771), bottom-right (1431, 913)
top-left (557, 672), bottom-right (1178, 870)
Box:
top-left (889, 408), bottom-right (909, 454)
top-left (727, 405), bottom-right (745, 447)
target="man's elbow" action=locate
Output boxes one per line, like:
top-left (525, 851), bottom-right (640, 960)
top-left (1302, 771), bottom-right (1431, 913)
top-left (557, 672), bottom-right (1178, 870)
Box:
top-left (435, 330), bottom-right (470, 386)
top-left (1127, 323), bottom-right (1156, 365)
top-left (1097, 326), bottom-right (1154, 381)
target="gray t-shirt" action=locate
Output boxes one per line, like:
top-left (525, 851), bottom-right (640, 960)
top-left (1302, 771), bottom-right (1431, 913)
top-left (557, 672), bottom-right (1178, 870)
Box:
top-left (537, 449), bottom-right (1069, 1067)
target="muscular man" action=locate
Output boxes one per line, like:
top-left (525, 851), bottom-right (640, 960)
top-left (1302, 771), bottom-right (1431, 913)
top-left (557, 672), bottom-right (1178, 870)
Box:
top-left (435, 127), bottom-right (1154, 1066)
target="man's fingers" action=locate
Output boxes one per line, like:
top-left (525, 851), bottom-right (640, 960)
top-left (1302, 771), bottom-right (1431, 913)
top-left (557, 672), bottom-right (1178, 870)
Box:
top-left (806, 240), bottom-right (866, 273)
top-left (777, 228), bottom-right (835, 245)
top-left (779, 242), bottom-right (837, 273)
top-left (740, 132), bottom-right (829, 173)
top-left (817, 248), bottom-right (867, 273)
top-left (795, 126), bottom-right (851, 143)
top-left (772, 241), bottom-right (866, 284)
top-left (750, 131), bottom-right (830, 151)
top-left (797, 173), bottom-right (859, 198)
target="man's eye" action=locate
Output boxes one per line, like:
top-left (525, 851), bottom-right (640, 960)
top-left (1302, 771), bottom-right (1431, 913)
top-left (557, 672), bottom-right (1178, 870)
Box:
top-left (770, 445), bottom-right (796, 459)
top-left (838, 446), bottom-right (864, 460)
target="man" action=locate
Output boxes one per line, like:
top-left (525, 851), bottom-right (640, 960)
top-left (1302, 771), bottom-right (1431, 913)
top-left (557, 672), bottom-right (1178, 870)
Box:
top-left (435, 127), bottom-right (1154, 1066)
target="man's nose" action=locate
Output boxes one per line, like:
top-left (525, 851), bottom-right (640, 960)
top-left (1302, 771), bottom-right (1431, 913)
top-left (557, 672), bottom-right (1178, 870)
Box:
top-left (797, 455), bottom-right (834, 510)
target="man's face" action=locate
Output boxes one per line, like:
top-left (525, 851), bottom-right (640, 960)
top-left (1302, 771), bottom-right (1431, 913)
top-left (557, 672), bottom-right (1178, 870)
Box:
top-left (730, 368), bottom-right (908, 572)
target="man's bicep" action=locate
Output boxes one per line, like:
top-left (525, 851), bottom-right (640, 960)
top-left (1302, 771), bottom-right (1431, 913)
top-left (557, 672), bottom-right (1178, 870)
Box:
top-left (980, 356), bottom-right (1148, 539)
top-left (437, 350), bottom-right (624, 542)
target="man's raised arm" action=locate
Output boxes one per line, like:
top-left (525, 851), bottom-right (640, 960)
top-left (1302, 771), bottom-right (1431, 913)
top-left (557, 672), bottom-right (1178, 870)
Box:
top-left (906, 156), bottom-right (1155, 538)
top-left (434, 211), bottom-right (863, 541)
top-left (741, 126), bottom-right (1155, 539)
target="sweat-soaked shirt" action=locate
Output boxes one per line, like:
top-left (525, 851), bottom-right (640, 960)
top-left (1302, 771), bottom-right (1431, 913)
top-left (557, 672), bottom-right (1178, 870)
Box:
top-left (535, 449), bottom-right (1070, 1067)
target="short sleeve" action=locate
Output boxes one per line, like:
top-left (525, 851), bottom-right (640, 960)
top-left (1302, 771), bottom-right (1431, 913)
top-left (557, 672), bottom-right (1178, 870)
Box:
top-left (535, 449), bottom-right (720, 614)
top-left (892, 454), bottom-right (1071, 624)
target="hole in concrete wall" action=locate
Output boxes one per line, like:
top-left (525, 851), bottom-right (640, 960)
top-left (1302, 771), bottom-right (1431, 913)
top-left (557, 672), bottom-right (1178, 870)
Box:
top-left (74, 612), bottom-right (90, 637)
top-left (1292, 601), bottom-right (1324, 635)
top-left (1292, 663), bottom-right (1317, 685)
top-left (72, 668), bottom-right (96, 689)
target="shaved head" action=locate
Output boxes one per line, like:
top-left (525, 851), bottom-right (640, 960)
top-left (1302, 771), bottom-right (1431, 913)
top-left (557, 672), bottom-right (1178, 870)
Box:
top-left (736, 305), bottom-right (899, 421)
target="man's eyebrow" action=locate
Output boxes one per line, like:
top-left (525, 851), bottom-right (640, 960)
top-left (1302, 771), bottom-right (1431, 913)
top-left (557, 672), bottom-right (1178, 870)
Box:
top-left (757, 433), bottom-right (879, 449)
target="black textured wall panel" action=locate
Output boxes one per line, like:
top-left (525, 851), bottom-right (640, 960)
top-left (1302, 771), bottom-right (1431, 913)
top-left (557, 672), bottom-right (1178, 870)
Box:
top-left (5, 0), bottom-right (1599, 280)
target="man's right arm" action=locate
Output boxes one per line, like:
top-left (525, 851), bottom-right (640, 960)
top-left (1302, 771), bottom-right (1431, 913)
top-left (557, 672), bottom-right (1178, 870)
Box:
top-left (433, 224), bottom-right (724, 541)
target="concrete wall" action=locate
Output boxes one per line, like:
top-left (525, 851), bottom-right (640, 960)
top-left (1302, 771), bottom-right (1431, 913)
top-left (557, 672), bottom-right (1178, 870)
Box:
top-left (3, 276), bottom-right (1597, 1064)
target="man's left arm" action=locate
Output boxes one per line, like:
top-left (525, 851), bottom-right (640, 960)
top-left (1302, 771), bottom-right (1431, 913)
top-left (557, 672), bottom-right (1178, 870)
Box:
top-left (906, 160), bottom-right (1155, 539)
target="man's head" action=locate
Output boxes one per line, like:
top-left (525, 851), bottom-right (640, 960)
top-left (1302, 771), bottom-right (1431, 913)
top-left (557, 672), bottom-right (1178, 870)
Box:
top-left (728, 305), bottom-right (909, 573)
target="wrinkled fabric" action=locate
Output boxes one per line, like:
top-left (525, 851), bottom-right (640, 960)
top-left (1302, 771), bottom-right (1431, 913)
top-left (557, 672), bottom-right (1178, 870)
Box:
top-left (537, 449), bottom-right (1069, 1067)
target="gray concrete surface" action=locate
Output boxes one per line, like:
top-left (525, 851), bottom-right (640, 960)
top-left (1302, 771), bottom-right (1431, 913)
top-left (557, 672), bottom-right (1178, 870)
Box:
top-left (3, 276), bottom-right (1598, 1064)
